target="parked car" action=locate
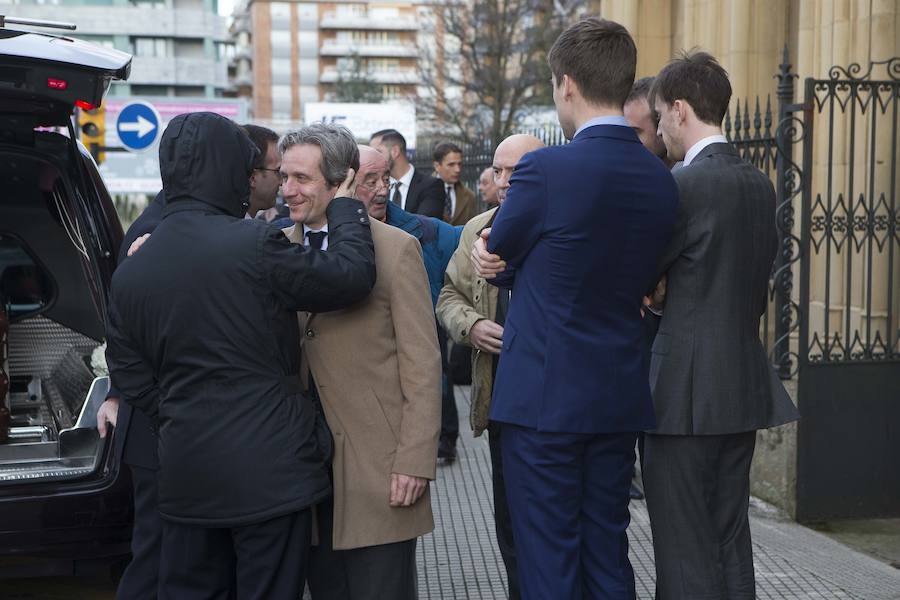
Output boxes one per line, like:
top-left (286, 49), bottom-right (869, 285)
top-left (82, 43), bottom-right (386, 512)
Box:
top-left (0, 21), bottom-right (134, 578)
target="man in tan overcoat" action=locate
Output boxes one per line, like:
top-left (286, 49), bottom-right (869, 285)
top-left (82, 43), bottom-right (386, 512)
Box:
top-left (281, 129), bottom-right (441, 600)
top-left (435, 134), bottom-right (544, 600)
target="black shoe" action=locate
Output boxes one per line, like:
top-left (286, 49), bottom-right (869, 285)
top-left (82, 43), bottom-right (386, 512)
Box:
top-left (629, 482), bottom-right (644, 500)
top-left (438, 438), bottom-right (457, 462)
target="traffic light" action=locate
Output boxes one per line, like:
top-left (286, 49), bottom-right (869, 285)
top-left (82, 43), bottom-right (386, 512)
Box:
top-left (78, 104), bottom-right (105, 164)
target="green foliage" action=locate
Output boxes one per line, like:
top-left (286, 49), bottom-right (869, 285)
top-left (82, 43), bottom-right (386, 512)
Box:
top-left (333, 53), bottom-right (384, 103)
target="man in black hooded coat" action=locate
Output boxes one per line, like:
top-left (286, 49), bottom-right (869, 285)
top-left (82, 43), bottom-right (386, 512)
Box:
top-left (105, 112), bottom-right (376, 599)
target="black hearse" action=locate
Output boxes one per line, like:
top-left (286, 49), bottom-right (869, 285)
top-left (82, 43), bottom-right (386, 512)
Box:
top-left (0, 18), bottom-right (134, 578)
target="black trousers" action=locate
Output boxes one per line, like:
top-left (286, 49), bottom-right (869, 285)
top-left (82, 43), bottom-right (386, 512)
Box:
top-left (437, 325), bottom-right (459, 443)
top-left (487, 422), bottom-right (520, 600)
top-left (116, 465), bottom-right (163, 600)
top-left (643, 431), bottom-right (757, 600)
top-left (159, 509), bottom-right (312, 600)
top-left (308, 497), bottom-right (418, 600)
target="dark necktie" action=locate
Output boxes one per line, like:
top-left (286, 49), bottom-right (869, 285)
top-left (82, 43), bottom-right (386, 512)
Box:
top-left (391, 182), bottom-right (402, 206)
top-left (444, 184), bottom-right (453, 218)
top-left (306, 231), bottom-right (326, 250)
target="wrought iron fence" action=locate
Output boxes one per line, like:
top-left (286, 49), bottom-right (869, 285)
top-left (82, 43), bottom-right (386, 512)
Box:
top-left (800, 57), bottom-right (900, 364)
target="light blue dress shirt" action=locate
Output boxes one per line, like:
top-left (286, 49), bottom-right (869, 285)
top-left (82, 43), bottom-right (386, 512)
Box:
top-left (573, 115), bottom-right (631, 138)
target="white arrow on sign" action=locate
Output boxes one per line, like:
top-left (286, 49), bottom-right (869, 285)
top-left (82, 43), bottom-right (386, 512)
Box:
top-left (119, 115), bottom-right (157, 139)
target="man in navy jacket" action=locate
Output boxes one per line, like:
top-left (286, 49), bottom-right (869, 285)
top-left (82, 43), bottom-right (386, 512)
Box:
top-left (473, 18), bottom-right (678, 599)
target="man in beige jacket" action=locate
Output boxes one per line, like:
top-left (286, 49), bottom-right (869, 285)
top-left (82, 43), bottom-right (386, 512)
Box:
top-left (435, 134), bottom-right (544, 600)
top-left (282, 129), bottom-right (441, 600)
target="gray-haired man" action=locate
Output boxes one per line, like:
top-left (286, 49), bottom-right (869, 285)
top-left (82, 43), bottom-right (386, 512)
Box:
top-left (282, 133), bottom-right (440, 600)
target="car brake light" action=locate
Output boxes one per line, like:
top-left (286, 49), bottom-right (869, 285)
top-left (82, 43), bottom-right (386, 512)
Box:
top-left (47, 78), bottom-right (68, 90)
top-left (75, 100), bottom-right (98, 110)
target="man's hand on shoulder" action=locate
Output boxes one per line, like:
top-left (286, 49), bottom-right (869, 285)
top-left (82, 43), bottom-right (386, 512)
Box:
top-left (470, 319), bottom-right (503, 354)
top-left (127, 234), bottom-right (151, 257)
top-left (390, 473), bottom-right (428, 507)
top-left (471, 228), bottom-right (506, 279)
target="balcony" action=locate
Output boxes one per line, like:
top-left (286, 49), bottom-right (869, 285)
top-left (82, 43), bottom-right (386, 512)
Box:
top-left (129, 57), bottom-right (228, 88)
top-left (319, 12), bottom-right (418, 31)
top-left (320, 41), bottom-right (419, 58)
top-left (320, 67), bottom-right (419, 85)
top-left (7, 5), bottom-right (228, 40)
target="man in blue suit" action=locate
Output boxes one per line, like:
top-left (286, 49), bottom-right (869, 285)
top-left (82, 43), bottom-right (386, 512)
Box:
top-left (472, 18), bottom-right (678, 598)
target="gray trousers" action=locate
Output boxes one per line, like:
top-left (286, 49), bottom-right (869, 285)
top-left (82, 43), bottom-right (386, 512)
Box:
top-left (307, 496), bottom-right (418, 600)
top-left (643, 431), bottom-right (757, 600)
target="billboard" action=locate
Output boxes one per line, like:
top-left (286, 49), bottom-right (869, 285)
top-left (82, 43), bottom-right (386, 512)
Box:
top-left (98, 97), bottom-right (249, 194)
top-left (303, 102), bottom-right (416, 150)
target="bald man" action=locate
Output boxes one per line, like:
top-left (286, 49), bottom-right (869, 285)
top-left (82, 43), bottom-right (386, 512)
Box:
top-left (435, 134), bottom-right (544, 600)
top-left (478, 166), bottom-right (500, 208)
top-left (354, 145), bottom-right (462, 306)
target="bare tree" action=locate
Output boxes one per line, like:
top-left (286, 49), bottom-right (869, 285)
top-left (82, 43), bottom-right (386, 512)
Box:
top-left (418, 0), bottom-right (589, 147)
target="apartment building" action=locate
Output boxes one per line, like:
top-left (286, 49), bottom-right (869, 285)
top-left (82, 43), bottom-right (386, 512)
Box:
top-left (230, 0), bottom-right (430, 122)
top-left (1, 0), bottom-right (231, 98)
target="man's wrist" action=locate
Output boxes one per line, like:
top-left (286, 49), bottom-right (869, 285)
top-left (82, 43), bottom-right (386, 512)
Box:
top-left (325, 197), bottom-right (370, 228)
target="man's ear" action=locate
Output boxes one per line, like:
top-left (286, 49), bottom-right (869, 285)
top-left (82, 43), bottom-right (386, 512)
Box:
top-left (562, 74), bottom-right (576, 100)
top-left (432, 161), bottom-right (440, 172)
top-left (673, 99), bottom-right (689, 125)
top-left (248, 170), bottom-right (258, 190)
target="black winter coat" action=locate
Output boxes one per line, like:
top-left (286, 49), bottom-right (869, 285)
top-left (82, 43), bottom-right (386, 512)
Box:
top-left (110, 191), bottom-right (164, 471)
top-left (105, 112), bottom-right (376, 526)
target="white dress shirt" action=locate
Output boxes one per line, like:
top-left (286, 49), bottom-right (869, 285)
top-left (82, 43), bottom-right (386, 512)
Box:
top-left (573, 115), bottom-right (631, 138)
top-left (389, 164), bottom-right (415, 210)
top-left (303, 223), bottom-right (329, 251)
top-left (683, 134), bottom-right (729, 167)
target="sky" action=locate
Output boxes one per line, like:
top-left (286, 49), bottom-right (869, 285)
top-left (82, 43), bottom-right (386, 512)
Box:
top-left (218, 0), bottom-right (235, 17)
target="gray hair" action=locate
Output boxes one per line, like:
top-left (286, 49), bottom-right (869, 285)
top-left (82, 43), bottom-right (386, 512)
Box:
top-left (278, 122), bottom-right (360, 187)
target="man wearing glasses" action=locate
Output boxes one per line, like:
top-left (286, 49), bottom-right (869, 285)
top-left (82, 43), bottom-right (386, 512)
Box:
top-left (244, 124), bottom-right (283, 219)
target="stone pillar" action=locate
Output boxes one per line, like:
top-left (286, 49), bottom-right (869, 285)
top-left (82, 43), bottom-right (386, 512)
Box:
top-left (598, 0), bottom-right (673, 78)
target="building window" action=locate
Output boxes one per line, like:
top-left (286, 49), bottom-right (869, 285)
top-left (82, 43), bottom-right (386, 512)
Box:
top-left (271, 30), bottom-right (292, 57)
top-left (270, 2), bottom-right (291, 21)
top-left (368, 31), bottom-right (398, 45)
top-left (131, 84), bottom-right (170, 97)
top-left (133, 37), bottom-right (171, 58)
top-left (271, 58), bottom-right (292, 85)
top-left (336, 31), bottom-right (366, 43)
top-left (334, 3), bottom-right (365, 17)
top-left (134, 0), bottom-right (166, 8)
top-left (299, 58), bottom-right (318, 85)
top-left (216, 42), bottom-right (236, 61)
top-left (382, 85), bottom-right (403, 99)
top-left (368, 58), bottom-right (400, 72)
top-left (370, 7), bottom-right (399, 19)
top-left (272, 84), bottom-right (292, 118)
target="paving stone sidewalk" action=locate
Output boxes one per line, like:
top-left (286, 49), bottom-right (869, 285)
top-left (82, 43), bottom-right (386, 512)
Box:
top-left (417, 386), bottom-right (900, 600)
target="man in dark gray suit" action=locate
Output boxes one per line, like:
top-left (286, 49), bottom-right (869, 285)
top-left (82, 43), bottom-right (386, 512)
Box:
top-left (644, 51), bottom-right (800, 599)
top-left (369, 129), bottom-right (445, 218)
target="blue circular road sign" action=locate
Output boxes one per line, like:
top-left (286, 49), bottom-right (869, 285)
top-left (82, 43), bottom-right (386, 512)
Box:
top-left (116, 101), bottom-right (161, 152)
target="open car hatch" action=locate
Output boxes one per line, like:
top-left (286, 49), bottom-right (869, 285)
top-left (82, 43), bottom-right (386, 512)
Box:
top-left (0, 24), bottom-right (131, 126)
